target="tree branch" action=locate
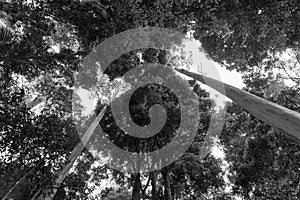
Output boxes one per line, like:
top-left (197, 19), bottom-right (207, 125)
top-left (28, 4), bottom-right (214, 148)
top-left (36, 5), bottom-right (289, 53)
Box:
top-left (279, 62), bottom-right (300, 83)
top-left (141, 174), bottom-right (151, 194)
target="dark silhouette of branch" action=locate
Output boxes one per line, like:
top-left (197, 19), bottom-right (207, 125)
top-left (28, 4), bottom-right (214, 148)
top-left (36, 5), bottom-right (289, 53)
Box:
top-left (279, 62), bottom-right (300, 83)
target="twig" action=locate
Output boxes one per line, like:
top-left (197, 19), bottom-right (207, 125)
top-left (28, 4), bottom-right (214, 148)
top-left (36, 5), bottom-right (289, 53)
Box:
top-left (279, 62), bottom-right (300, 83)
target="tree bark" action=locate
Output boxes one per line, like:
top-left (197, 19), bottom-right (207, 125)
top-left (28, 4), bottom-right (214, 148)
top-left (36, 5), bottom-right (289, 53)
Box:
top-left (151, 171), bottom-right (158, 200)
top-left (53, 187), bottom-right (66, 200)
top-left (175, 68), bottom-right (300, 144)
top-left (162, 169), bottom-right (172, 200)
top-left (2, 161), bottom-right (44, 200)
top-left (131, 173), bottom-right (141, 200)
top-left (32, 106), bottom-right (108, 200)
top-left (0, 11), bottom-right (13, 44)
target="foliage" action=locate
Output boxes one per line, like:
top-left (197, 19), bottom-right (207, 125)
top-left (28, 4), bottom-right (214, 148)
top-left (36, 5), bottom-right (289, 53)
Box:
top-left (1, 0), bottom-right (300, 199)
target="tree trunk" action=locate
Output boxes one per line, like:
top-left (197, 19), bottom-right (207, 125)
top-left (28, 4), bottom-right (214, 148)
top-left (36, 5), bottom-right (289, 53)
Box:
top-left (33, 89), bottom-right (119, 200)
top-left (151, 171), bottom-right (158, 200)
top-left (2, 161), bottom-right (44, 200)
top-left (25, 95), bottom-right (45, 110)
top-left (162, 169), bottom-right (172, 200)
top-left (131, 173), bottom-right (141, 200)
top-left (0, 11), bottom-right (13, 44)
top-left (32, 106), bottom-right (108, 200)
top-left (175, 68), bottom-right (300, 143)
top-left (53, 187), bottom-right (66, 200)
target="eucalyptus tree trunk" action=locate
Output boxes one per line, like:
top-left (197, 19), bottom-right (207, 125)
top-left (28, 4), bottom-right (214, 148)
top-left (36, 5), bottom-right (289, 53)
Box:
top-left (175, 68), bottom-right (300, 143)
top-left (150, 171), bottom-right (158, 200)
top-left (162, 168), bottom-right (172, 200)
top-left (0, 10), bottom-right (13, 59)
top-left (0, 11), bottom-right (13, 44)
top-left (32, 105), bottom-right (108, 200)
top-left (131, 173), bottom-right (141, 200)
top-left (2, 162), bottom-right (45, 200)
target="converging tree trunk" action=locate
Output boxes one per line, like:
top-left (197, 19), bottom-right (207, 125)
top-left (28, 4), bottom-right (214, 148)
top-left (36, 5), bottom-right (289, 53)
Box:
top-left (32, 106), bottom-right (108, 200)
top-left (162, 168), bottom-right (172, 200)
top-left (151, 171), bottom-right (158, 200)
top-left (131, 173), bottom-right (141, 200)
top-left (175, 68), bottom-right (300, 143)
top-left (0, 11), bottom-right (13, 44)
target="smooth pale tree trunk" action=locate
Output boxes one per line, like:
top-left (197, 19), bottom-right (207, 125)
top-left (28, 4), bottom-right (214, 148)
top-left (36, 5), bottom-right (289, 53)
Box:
top-left (2, 95), bottom-right (70, 200)
top-left (32, 82), bottom-right (119, 200)
top-left (32, 105), bottom-right (108, 200)
top-left (25, 95), bottom-right (45, 110)
top-left (2, 162), bottom-right (45, 200)
top-left (175, 68), bottom-right (300, 143)
top-left (2, 172), bottom-right (30, 200)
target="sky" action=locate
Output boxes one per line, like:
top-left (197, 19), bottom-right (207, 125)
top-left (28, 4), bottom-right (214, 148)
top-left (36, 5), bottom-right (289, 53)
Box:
top-left (52, 37), bottom-right (245, 198)
top-left (180, 39), bottom-right (244, 197)
top-left (76, 41), bottom-right (244, 198)
top-left (78, 39), bottom-right (245, 116)
top-left (77, 39), bottom-right (246, 159)
top-left (182, 39), bottom-right (244, 155)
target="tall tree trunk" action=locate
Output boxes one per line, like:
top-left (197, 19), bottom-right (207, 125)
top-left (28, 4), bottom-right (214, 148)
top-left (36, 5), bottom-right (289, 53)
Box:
top-left (0, 10), bottom-right (13, 44)
top-left (32, 106), bottom-right (108, 200)
top-left (2, 161), bottom-right (44, 200)
top-left (33, 89), bottom-right (119, 200)
top-left (151, 171), bottom-right (158, 200)
top-left (131, 173), bottom-right (141, 200)
top-left (162, 169), bottom-right (172, 200)
top-left (175, 68), bottom-right (300, 143)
